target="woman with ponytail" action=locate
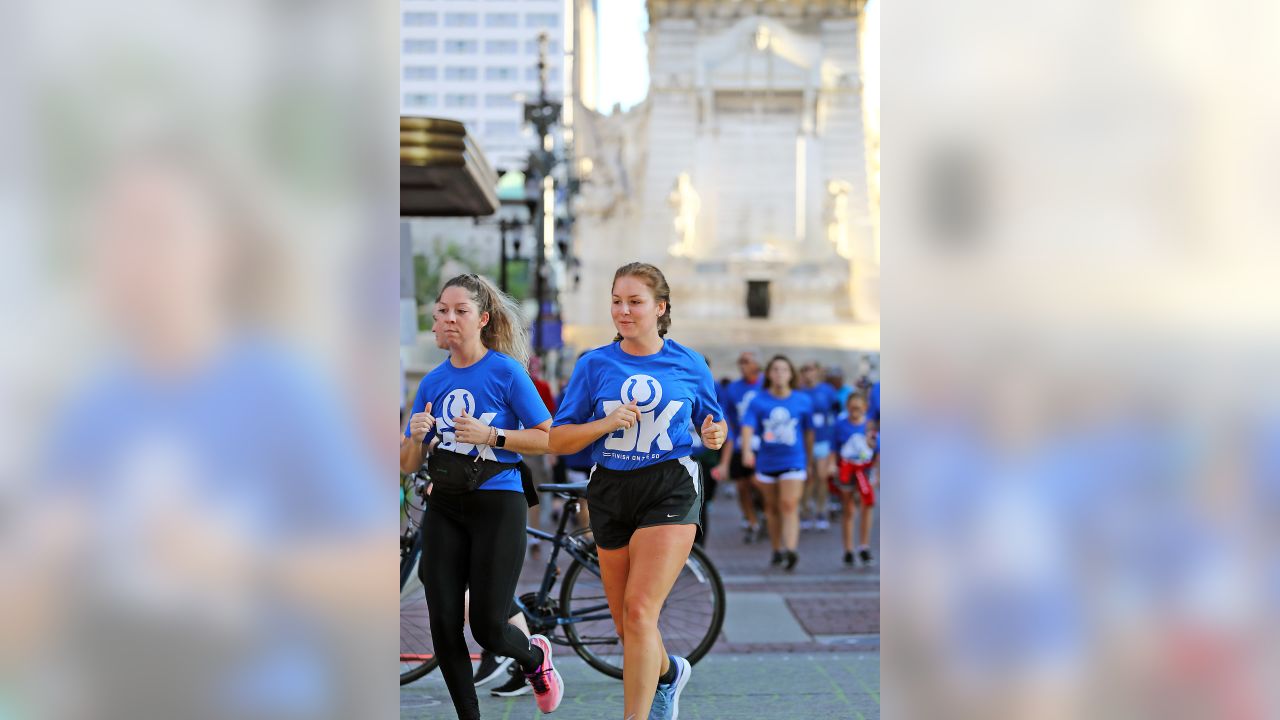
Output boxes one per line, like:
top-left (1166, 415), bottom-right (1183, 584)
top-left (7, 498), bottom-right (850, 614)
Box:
top-left (549, 263), bottom-right (727, 720)
top-left (400, 273), bottom-right (564, 718)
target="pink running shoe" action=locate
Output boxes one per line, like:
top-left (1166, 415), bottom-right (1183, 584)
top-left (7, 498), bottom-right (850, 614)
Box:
top-left (524, 634), bottom-right (564, 713)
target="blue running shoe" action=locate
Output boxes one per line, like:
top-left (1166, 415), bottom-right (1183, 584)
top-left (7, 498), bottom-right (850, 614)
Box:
top-left (647, 655), bottom-right (691, 720)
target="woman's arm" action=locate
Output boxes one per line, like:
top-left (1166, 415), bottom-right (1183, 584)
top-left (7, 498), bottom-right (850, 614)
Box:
top-left (399, 436), bottom-right (425, 474)
top-left (399, 403), bottom-right (435, 474)
top-left (494, 419), bottom-right (551, 455)
top-left (548, 402), bottom-right (639, 454)
top-left (739, 426), bottom-right (756, 469)
top-left (451, 414), bottom-right (552, 456)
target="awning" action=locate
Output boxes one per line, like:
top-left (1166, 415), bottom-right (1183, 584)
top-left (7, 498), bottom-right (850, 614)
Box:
top-left (400, 116), bottom-right (499, 217)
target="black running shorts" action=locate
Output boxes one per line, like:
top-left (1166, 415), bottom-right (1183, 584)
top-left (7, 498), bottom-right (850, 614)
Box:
top-left (587, 457), bottom-right (703, 550)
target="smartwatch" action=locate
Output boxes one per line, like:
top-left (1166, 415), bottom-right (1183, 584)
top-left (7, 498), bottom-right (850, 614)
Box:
top-left (494, 428), bottom-right (507, 448)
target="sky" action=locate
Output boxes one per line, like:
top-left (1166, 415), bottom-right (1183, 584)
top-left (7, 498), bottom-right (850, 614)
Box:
top-left (595, 0), bottom-right (880, 115)
top-left (594, 0), bottom-right (650, 113)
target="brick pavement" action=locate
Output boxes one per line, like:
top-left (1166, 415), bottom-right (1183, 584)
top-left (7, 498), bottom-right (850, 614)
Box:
top-left (400, 652), bottom-right (881, 720)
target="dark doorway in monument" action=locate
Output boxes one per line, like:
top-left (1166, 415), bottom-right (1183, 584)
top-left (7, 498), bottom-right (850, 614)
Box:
top-left (746, 280), bottom-right (771, 319)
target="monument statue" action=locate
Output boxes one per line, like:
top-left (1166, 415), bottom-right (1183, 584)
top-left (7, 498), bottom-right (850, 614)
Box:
top-left (826, 179), bottom-right (853, 259)
top-left (668, 172), bottom-right (700, 257)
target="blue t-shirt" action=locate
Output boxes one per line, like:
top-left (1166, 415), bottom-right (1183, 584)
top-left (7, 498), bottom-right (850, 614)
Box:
top-left (834, 418), bottom-right (876, 463)
top-left (552, 339), bottom-right (724, 472)
top-left (405, 350), bottom-right (552, 492)
top-left (725, 375), bottom-right (764, 450)
top-left (741, 390), bottom-right (814, 475)
top-left (868, 382), bottom-right (881, 424)
top-left (804, 383), bottom-right (840, 444)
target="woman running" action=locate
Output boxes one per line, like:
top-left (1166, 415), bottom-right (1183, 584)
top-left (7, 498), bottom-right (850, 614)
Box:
top-left (400, 273), bottom-right (563, 719)
top-left (549, 262), bottom-right (726, 720)
top-left (739, 355), bottom-right (815, 571)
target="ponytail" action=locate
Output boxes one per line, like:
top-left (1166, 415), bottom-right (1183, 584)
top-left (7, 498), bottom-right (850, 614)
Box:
top-left (438, 273), bottom-right (531, 367)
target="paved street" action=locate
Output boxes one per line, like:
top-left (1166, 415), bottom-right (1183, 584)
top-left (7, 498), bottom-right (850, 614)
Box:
top-left (400, 652), bottom-right (880, 719)
top-left (402, 483), bottom-right (880, 718)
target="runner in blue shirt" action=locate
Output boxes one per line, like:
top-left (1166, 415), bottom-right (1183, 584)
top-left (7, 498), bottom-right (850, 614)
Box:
top-left (739, 355), bottom-right (815, 571)
top-left (550, 263), bottom-right (726, 720)
top-left (725, 352), bottom-right (765, 544)
top-left (800, 362), bottom-right (840, 533)
top-left (399, 273), bottom-right (563, 717)
top-left (834, 392), bottom-right (878, 567)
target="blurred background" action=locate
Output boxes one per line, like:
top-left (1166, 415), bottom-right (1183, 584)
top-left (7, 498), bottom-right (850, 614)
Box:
top-left (0, 1), bottom-right (396, 718)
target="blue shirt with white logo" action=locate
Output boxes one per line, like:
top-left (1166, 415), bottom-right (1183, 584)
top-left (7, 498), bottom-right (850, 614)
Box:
top-left (834, 418), bottom-right (876, 463)
top-left (405, 350), bottom-right (552, 492)
top-left (725, 375), bottom-right (764, 450)
top-left (741, 390), bottom-right (814, 475)
top-left (553, 339), bottom-right (724, 472)
top-left (804, 383), bottom-right (840, 444)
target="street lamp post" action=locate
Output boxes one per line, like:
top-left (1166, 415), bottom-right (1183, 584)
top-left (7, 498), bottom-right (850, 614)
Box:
top-left (523, 31), bottom-right (562, 358)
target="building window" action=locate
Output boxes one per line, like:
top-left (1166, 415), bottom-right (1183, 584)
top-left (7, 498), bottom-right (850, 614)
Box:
top-left (403, 12), bottom-right (437, 27)
top-left (403, 39), bottom-right (437, 54)
top-left (485, 66), bottom-right (518, 81)
top-left (444, 94), bottom-right (477, 108)
top-left (485, 39), bottom-right (518, 54)
top-left (403, 66), bottom-right (438, 81)
top-left (444, 12), bottom-right (478, 27)
top-left (444, 39), bottom-right (478, 54)
top-left (485, 13), bottom-right (518, 28)
top-left (404, 94), bottom-right (437, 109)
top-left (486, 93), bottom-right (519, 107)
top-left (525, 13), bottom-right (558, 28)
top-left (525, 38), bottom-right (561, 55)
top-left (444, 66), bottom-right (478, 81)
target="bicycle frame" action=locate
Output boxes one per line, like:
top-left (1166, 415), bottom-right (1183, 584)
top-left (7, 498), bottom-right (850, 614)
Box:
top-left (515, 497), bottom-right (615, 637)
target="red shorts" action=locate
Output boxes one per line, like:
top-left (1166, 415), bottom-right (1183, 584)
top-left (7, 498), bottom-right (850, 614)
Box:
top-left (838, 460), bottom-right (876, 507)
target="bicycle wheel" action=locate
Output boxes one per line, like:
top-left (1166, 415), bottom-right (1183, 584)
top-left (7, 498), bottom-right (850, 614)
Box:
top-left (400, 530), bottom-right (438, 685)
top-left (560, 540), bottom-right (726, 679)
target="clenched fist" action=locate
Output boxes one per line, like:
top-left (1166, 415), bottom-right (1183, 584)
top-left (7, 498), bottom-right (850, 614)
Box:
top-left (606, 401), bottom-right (641, 432)
top-left (451, 406), bottom-right (494, 446)
top-left (408, 402), bottom-right (435, 443)
top-left (700, 414), bottom-right (725, 451)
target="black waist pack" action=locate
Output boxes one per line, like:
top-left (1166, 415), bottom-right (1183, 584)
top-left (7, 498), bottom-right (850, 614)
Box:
top-left (427, 450), bottom-right (520, 495)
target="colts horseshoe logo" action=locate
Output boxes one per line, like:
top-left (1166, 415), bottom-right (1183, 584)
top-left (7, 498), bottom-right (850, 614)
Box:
top-left (438, 389), bottom-right (476, 428)
top-left (620, 374), bottom-right (663, 413)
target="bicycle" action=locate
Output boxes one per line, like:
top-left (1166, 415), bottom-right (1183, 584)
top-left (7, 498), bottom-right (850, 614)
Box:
top-left (400, 472), bottom-right (436, 685)
top-left (399, 478), bottom-right (727, 684)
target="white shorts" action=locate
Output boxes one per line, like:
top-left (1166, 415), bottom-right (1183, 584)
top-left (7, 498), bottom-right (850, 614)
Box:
top-left (755, 468), bottom-right (807, 484)
top-left (812, 441), bottom-right (832, 458)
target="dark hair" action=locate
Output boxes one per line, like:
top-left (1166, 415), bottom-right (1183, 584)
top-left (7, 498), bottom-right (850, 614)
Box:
top-left (846, 392), bottom-right (867, 407)
top-left (763, 354), bottom-right (799, 393)
top-left (437, 273), bottom-right (530, 366)
top-left (611, 262), bottom-right (671, 342)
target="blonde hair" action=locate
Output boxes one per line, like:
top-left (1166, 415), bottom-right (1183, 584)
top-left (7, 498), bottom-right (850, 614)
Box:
top-left (612, 262), bottom-right (672, 342)
top-left (438, 273), bottom-right (531, 366)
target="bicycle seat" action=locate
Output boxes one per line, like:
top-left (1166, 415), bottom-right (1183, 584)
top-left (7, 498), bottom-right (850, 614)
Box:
top-left (537, 482), bottom-right (589, 497)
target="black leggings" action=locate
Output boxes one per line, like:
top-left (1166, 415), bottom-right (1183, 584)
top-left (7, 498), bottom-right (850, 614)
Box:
top-left (421, 489), bottom-right (539, 720)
